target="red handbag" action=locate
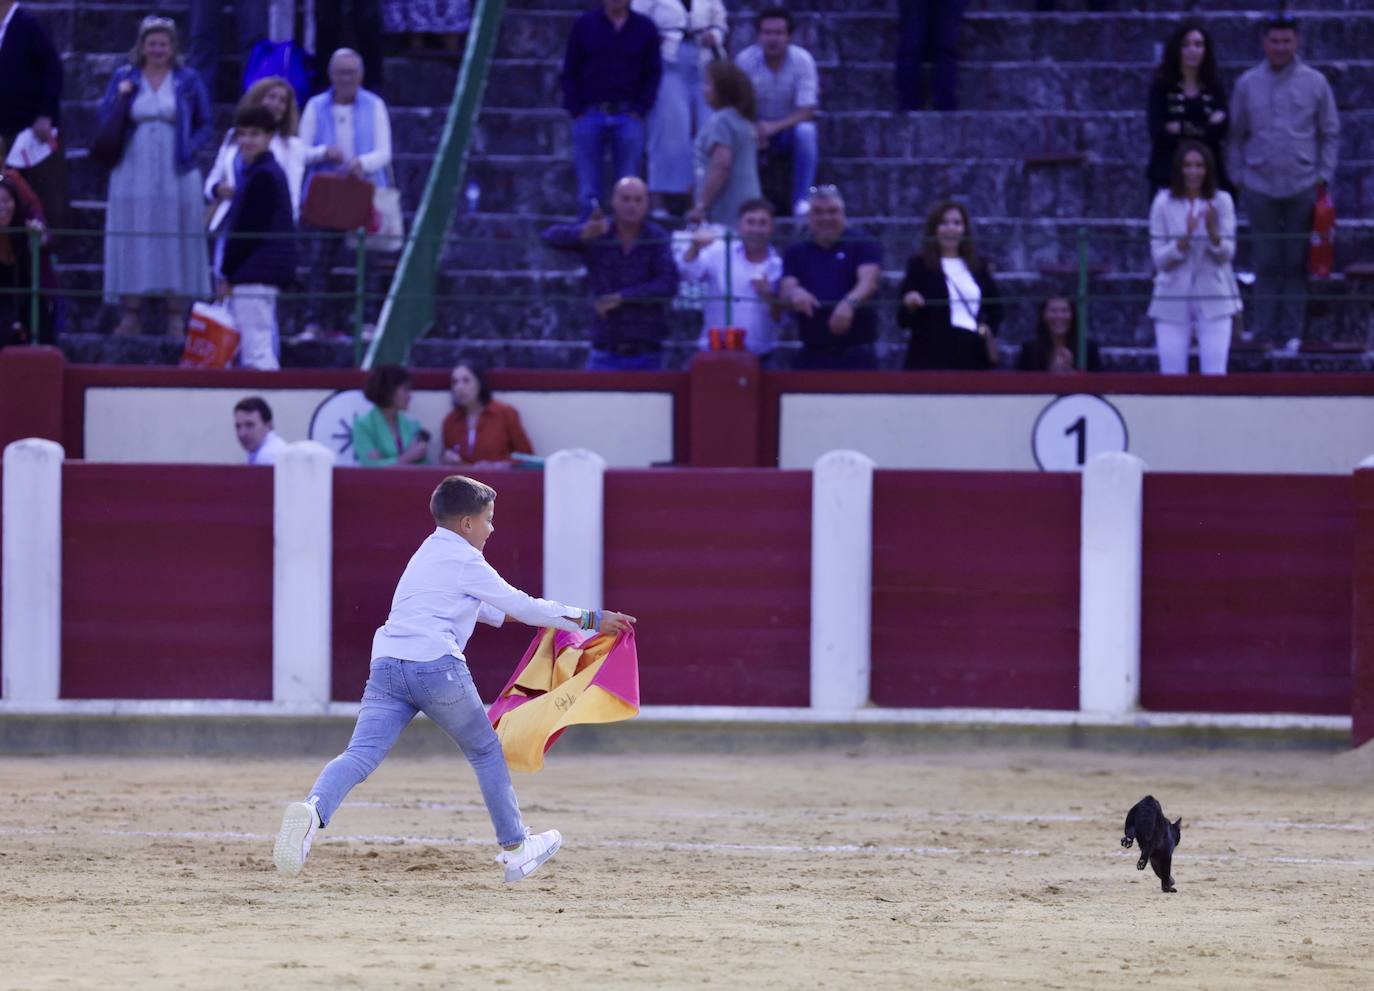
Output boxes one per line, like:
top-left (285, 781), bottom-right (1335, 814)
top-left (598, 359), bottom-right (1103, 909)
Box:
top-left (300, 172), bottom-right (375, 231)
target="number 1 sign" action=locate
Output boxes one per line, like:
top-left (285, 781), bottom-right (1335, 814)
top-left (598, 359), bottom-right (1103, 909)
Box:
top-left (1031, 394), bottom-right (1129, 471)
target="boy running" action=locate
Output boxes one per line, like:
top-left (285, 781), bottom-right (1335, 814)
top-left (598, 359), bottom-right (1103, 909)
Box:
top-left (273, 475), bottom-right (636, 882)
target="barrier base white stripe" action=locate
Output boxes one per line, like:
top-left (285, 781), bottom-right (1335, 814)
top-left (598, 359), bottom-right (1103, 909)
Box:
top-left (0, 698), bottom-right (1352, 732)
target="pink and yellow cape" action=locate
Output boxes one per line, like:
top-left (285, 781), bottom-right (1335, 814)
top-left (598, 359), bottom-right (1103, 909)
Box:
top-left (488, 626), bottom-right (641, 771)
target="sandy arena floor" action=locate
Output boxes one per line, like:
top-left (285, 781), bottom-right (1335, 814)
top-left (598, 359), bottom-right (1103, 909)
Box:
top-left (2, 745), bottom-right (1373, 990)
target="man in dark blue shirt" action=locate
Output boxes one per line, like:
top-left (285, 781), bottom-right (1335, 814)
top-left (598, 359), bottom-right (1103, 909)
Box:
top-left (560, 0), bottom-right (662, 219)
top-left (542, 176), bottom-right (678, 370)
top-left (780, 186), bottom-right (883, 369)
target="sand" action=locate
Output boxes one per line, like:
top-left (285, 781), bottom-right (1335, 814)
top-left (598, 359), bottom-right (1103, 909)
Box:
top-left (2, 747), bottom-right (1372, 990)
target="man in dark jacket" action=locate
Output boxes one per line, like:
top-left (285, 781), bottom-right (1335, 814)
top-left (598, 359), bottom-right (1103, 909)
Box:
top-left (0, 1), bottom-right (63, 147)
top-left (219, 105), bottom-right (298, 370)
top-left (560, 0), bottom-right (661, 219)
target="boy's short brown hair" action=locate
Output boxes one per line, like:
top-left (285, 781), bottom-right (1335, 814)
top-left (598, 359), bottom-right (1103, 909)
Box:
top-left (431, 475), bottom-right (496, 523)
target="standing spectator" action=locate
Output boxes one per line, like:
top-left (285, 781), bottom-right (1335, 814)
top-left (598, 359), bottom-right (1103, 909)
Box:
top-left (899, 199), bottom-right (1002, 371)
top-left (0, 175), bottom-right (46, 346)
top-left (100, 16), bottom-right (213, 339)
top-left (0, 0), bottom-right (62, 148)
top-left (1016, 296), bottom-right (1101, 373)
top-left (895, 0), bottom-right (965, 112)
top-left (1146, 22), bottom-right (1233, 197)
top-left (688, 60), bottom-right (760, 227)
top-left (541, 176), bottom-right (679, 371)
top-left (560, 0), bottom-right (662, 220)
top-left (677, 197), bottom-right (783, 364)
top-left (440, 362), bottom-right (535, 467)
top-left (206, 76), bottom-right (308, 232)
top-left (779, 186), bottom-right (882, 370)
top-left (314, 0), bottom-right (385, 96)
top-left (234, 396), bottom-right (290, 465)
top-left (735, 7), bottom-right (818, 218)
top-left (632, 0), bottom-right (726, 220)
top-left (383, 0), bottom-right (471, 57)
top-left (1148, 142), bottom-right (1241, 376)
top-left (353, 363), bottom-right (431, 467)
top-left (1229, 14), bottom-right (1338, 347)
top-left (216, 105), bottom-right (298, 371)
top-left (187, 0), bottom-right (266, 101)
top-left (298, 48), bottom-right (393, 335)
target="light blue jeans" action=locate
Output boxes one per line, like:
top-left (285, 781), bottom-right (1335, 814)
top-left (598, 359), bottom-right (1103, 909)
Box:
top-left (571, 111), bottom-right (646, 220)
top-left (764, 120), bottom-right (819, 209)
top-left (646, 41), bottom-right (710, 194)
top-left (307, 655), bottom-right (526, 847)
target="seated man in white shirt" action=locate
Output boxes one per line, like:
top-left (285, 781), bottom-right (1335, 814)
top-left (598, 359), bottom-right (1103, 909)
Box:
top-left (297, 47), bottom-right (394, 335)
top-left (234, 395), bottom-right (290, 465)
top-left (677, 198), bottom-right (784, 366)
top-left (735, 7), bottom-right (820, 218)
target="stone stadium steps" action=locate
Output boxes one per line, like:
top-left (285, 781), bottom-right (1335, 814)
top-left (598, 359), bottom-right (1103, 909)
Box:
top-left (35, 0), bottom-right (1374, 367)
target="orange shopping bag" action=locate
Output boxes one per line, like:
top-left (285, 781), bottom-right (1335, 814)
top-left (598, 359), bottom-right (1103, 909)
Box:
top-left (180, 301), bottom-right (240, 368)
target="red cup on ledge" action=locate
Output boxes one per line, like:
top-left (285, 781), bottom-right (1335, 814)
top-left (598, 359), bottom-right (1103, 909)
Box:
top-left (725, 327), bottom-right (746, 351)
top-left (708, 328), bottom-right (725, 350)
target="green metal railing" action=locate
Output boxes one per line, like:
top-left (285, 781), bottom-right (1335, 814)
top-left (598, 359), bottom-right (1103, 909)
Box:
top-left (365, 0), bottom-right (506, 369)
top-left (2, 223), bottom-right (1368, 365)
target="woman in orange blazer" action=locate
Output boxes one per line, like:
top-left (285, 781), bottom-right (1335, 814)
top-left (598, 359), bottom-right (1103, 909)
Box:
top-left (440, 361), bottom-right (534, 467)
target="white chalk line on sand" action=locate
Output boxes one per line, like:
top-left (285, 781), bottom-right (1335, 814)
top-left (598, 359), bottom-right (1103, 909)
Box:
top-left (12, 795), bottom-right (1372, 834)
top-left (4, 826), bottom-right (1374, 868)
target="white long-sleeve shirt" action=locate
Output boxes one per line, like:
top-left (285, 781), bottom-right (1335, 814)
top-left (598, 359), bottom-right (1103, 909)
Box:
top-left (205, 130), bottom-right (307, 228)
top-left (371, 527), bottom-right (583, 662)
top-left (299, 93), bottom-right (392, 181)
top-left (677, 238), bottom-right (783, 355)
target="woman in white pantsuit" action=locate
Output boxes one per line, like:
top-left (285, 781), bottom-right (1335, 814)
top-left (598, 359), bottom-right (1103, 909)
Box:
top-left (1147, 140), bottom-right (1241, 375)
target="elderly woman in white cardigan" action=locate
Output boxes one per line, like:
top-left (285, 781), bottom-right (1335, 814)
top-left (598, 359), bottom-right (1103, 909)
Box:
top-left (1147, 140), bottom-right (1242, 375)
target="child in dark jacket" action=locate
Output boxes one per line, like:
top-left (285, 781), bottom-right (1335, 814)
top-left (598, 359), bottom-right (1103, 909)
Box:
top-left (218, 104), bottom-right (298, 370)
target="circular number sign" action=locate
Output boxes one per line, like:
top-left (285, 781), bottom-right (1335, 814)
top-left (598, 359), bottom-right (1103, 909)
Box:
top-left (308, 389), bottom-right (374, 465)
top-left (1031, 394), bottom-right (1128, 471)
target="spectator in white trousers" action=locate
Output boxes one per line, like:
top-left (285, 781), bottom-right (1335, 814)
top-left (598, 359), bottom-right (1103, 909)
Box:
top-left (1148, 141), bottom-right (1241, 375)
top-left (632, 0), bottom-right (728, 219)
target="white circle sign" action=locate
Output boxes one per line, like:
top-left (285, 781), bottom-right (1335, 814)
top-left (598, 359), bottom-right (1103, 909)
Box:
top-left (308, 389), bottom-right (374, 465)
top-left (1031, 394), bottom-right (1129, 472)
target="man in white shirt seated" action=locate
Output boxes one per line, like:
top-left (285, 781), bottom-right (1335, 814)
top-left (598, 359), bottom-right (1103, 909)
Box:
top-left (297, 48), bottom-right (394, 335)
top-left (677, 198), bottom-right (784, 366)
top-left (734, 7), bottom-right (820, 218)
top-left (234, 396), bottom-right (290, 465)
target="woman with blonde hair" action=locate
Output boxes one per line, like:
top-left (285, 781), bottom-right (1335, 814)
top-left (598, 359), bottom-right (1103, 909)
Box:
top-left (99, 15), bottom-right (213, 338)
top-left (205, 75), bottom-right (307, 229)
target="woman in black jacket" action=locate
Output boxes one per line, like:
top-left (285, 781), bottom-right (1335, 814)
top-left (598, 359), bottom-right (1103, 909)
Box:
top-left (899, 199), bottom-right (1002, 370)
top-left (1145, 21), bottom-right (1233, 196)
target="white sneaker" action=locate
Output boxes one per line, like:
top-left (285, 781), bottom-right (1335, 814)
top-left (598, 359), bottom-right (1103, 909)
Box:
top-left (273, 800), bottom-right (321, 876)
top-left (495, 828), bottom-right (562, 883)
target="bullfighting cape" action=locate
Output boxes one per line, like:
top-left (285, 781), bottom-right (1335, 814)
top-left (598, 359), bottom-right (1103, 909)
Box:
top-left (488, 626), bottom-right (640, 771)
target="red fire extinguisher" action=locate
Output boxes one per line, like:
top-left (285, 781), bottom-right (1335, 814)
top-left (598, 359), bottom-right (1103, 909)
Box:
top-left (1309, 181), bottom-right (1336, 278)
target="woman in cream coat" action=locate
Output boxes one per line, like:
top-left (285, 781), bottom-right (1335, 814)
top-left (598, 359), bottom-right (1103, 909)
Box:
top-left (1147, 140), bottom-right (1241, 375)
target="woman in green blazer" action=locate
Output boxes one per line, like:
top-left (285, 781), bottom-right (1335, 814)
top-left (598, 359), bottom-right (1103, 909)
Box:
top-left (353, 364), bottom-right (431, 467)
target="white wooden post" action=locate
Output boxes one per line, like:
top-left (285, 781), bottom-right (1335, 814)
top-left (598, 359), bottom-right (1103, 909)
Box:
top-left (2, 439), bottom-right (64, 701)
top-left (273, 441), bottom-right (334, 705)
top-left (1079, 451), bottom-right (1147, 713)
top-left (544, 449), bottom-right (606, 607)
top-left (811, 449), bottom-right (875, 710)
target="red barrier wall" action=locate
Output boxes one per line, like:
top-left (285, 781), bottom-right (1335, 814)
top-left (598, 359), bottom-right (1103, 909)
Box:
top-left (603, 470), bottom-right (812, 705)
top-left (330, 467), bottom-right (544, 702)
top-left (1353, 468), bottom-right (1374, 747)
top-left (871, 471), bottom-right (1082, 709)
top-left (1140, 474), bottom-right (1352, 714)
top-left (61, 464), bottom-right (274, 698)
